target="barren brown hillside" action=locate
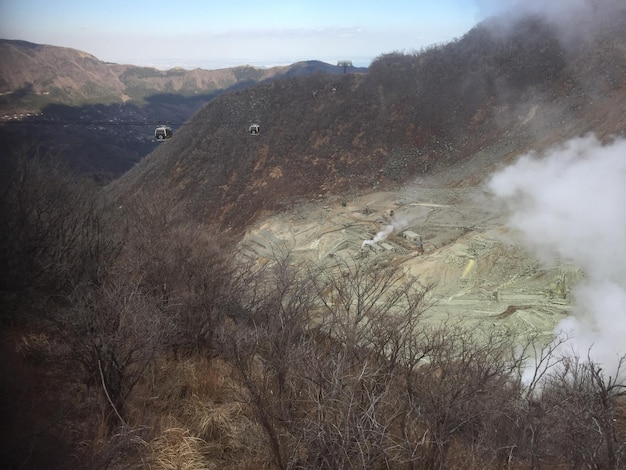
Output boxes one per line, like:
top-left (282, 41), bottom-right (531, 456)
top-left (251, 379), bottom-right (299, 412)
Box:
top-left (0, 40), bottom-right (360, 112)
top-left (110, 10), bottom-right (626, 231)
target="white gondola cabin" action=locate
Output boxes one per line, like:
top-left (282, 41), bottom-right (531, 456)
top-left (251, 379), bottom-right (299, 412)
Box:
top-left (249, 123), bottom-right (260, 135)
top-left (155, 125), bottom-right (173, 140)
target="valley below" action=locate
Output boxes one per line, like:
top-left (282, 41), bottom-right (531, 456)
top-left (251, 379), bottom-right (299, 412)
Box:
top-left (240, 165), bottom-right (579, 350)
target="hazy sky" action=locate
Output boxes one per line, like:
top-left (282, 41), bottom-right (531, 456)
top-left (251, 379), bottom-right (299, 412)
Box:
top-left (0, 0), bottom-right (511, 69)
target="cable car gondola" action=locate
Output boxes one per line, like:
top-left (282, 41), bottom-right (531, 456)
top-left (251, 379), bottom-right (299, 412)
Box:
top-left (249, 123), bottom-right (260, 135)
top-left (155, 125), bottom-right (173, 140)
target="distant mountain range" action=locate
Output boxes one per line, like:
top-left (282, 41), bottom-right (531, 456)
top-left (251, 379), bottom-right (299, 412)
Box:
top-left (0, 39), bottom-right (366, 114)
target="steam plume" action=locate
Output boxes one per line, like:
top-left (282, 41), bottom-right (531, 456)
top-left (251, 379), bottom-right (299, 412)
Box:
top-left (361, 217), bottom-right (408, 250)
top-left (488, 134), bottom-right (626, 371)
top-left (478, 0), bottom-right (626, 50)
top-left (361, 225), bottom-right (394, 249)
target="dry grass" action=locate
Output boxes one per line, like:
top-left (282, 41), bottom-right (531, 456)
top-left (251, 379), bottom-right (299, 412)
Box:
top-left (123, 355), bottom-right (273, 469)
top-left (125, 356), bottom-right (228, 428)
top-left (142, 426), bottom-right (210, 470)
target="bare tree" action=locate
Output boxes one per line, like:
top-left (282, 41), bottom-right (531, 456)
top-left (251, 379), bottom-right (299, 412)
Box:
top-left (509, 334), bottom-right (570, 469)
top-left (0, 153), bottom-right (122, 321)
top-left (402, 322), bottom-right (524, 469)
top-left (54, 278), bottom-right (172, 430)
top-left (116, 189), bottom-right (240, 357)
top-left (313, 258), bottom-right (429, 360)
top-left (540, 353), bottom-right (626, 469)
top-left (220, 250), bottom-right (320, 469)
top-left (223, 256), bottom-right (435, 469)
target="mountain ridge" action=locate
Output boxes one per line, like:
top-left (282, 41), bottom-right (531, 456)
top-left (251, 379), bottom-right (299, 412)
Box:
top-left (0, 39), bottom-right (365, 114)
top-left (110, 8), bottom-right (626, 232)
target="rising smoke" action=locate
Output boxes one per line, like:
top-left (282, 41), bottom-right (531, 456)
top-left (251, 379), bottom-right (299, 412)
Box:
top-left (361, 225), bottom-right (394, 250)
top-left (361, 216), bottom-right (409, 250)
top-left (488, 134), bottom-right (626, 372)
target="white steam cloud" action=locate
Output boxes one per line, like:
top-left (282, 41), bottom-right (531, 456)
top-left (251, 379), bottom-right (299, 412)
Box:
top-left (361, 217), bottom-right (409, 250)
top-left (480, 0), bottom-right (626, 50)
top-left (361, 225), bottom-right (394, 249)
top-left (488, 134), bottom-right (626, 371)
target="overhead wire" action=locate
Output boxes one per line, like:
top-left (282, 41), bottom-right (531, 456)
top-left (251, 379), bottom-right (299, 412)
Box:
top-left (1, 119), bottom-right (199, 127)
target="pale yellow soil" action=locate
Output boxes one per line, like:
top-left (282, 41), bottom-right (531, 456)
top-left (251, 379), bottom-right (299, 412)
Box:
top-left (240, 172), bottom-right (581, 347)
